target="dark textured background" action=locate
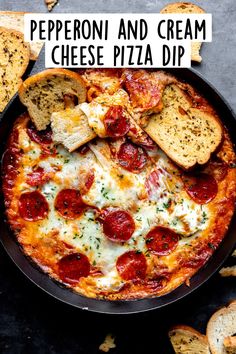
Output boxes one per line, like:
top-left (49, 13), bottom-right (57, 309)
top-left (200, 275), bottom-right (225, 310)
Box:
top-left (0, 0), bottom-right (236, 353)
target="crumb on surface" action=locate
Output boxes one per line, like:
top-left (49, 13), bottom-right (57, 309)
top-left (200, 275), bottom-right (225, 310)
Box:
top-left (45, 0), bottom-right (58, 11)
top-left (99, 334), bottom-right (116, 352)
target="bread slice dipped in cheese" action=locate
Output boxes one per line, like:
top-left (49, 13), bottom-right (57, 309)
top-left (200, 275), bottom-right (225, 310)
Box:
top-left (145, 84), bottom-right (223, 170)
top-left (51, 105), bottom-right (96, 152)
top-left (169, 325), bottom-right (210, 354)
top-left (0, 27), bottom-right (30, 112)
top-left (160, 2), bottom-right (206, 62)
top-left (18, 68), bottom-right (87, 130)
top-left (207, 301), bottom-right (236, 354)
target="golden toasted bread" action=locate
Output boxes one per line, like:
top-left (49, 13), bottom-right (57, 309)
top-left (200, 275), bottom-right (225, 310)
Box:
top-left (169, 325), bottom-right (210, 354)
top-left (51, 105), bottom-right (96, 152)
top-left (0, 27), bottom-right (30, 112)
top-left (19, 69), bottom-right (87, 130)
top-left (145, 84), bottom-right (223, 170)
top-left (160, 2), bottom-right (206, 62)
top-left (0, 11), bottom-right (43, 60)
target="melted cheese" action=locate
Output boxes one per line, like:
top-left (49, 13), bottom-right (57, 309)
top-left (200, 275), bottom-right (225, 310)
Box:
top-left (79, 90), bottom-right (131, 138)
top-left (80, 101), bottom-right (108, 137)
top-left (16, 128), bottom-right (211, 293)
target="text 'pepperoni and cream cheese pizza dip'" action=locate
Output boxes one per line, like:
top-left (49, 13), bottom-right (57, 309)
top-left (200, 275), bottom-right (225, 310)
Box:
top-left (2, 68), bottom-right (236, 300)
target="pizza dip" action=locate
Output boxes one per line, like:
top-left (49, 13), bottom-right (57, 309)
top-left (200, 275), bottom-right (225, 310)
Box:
top-left (2, 69), bottom-right (236, 300)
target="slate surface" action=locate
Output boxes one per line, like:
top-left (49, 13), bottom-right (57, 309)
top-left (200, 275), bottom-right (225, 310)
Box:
top-left (0, 0), bottom-right (235, 353)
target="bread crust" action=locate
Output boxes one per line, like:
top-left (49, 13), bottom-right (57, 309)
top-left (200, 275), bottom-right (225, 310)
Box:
top-left (169, 324), bottom-right (209, 343)
top-left (19, 68), bottom-right (87, 97)
top-left (169, 325), bottom-right (209, 354)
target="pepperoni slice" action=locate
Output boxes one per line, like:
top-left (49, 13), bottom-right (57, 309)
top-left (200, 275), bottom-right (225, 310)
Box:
top-left (27, 122), bottom-right (56, 156)
top-left (128, 124), bottom-right (156, 150)
top-left (184, 173), bottom-right (218, 204)
top-left (27, 122), bottom-right (52, 145)
top-left (102, 210), bottom-right (135, 242)
top-left (85, 172), bottom-right (94, 191)
top-left (26, 167), bottom-right (50, 187)
top-left (78, 170), bottom-right (95, 196)
top-left (55, 189), bottom-right (87, 219)
top-left (146, 226), bottom-right (179, 256)
top-left (2, 148), bottom-right (20, 181)
top-left (180, 245), bottom-right (212, 269)
top-left (116, 251), bottom-right (147, 281)
top-left (117, 142), bottom-right (148, 173)
top-left (204, 159), bottom-right (228, 182)
top-left (145, 170), bottom-right (160, 198)
top-left (122, 69), bottom-right (162, 112)
top-left (58, 253), bottom-right (90, 284)
top-left (19, 191), bottom-right (49, 221)
top-left (104, 105), bottom-right (130, 138)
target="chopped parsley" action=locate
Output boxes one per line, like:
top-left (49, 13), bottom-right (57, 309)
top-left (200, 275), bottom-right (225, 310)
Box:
top-left (163, 199), bottom-right (171, 209)
top-left (156, 207), bottom-right (164, 213)
top-left (201, 211), bottom-right (208, 224)
top-left (101, 186), bottom-right (110, 199)
top-left (171, 218), bottom-right (179, 226)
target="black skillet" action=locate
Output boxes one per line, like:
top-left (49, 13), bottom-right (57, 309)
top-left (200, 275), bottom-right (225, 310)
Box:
top-left (0, 49), bottom-right (236, 314)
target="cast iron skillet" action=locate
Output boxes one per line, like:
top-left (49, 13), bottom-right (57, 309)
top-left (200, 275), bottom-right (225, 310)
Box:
top-left (0, 51), bottom-right (236, 314)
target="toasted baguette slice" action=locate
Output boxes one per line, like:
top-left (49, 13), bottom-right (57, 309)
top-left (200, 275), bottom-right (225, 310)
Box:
top-left (0, 27), bottom-right (30, 112)
top-left (169, 325), bottom-right (210, 354)
top-left (160, 2), bottom-right (205, 62)
top-left (51, 105), bottom-right (96, 152)
top-left (224, 337), bottom-right (236, 354)
top-left (207, 301), bottom-right (236, 354)
top-left (145, 84), bottom-right (223, 170)
top-left (0, 11), bottom-right (43, 60)
top-left (219, 266), bottom-right (236, 277)
top-left (19, 69), bottom-right (87, 131)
